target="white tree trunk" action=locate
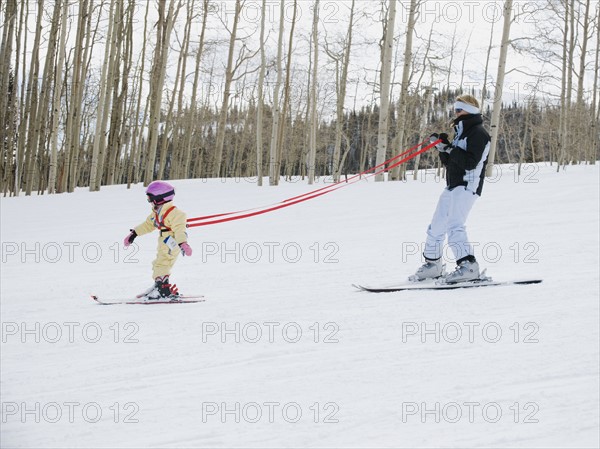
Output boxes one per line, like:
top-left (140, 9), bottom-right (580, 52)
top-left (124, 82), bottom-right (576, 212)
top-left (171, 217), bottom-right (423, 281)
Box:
top-left (558, 0), bottom-right (570, 170)
top-left (48, 0), bottom-right (69, 194)
top-left (590, 2), bottom-right (599, 164)
top-left (0, 0), bottom-right (17, 171)
top-left (181, 0), bottom-right (209, 179)
top-left (330, 0), bottom-right (354, 182)
top-left (127, 0), bottom-right (151, 187)
top-left (255, 0), bottom-right (267, 186)
top-left (485, 0), bottom-right (513, 176)
top-left (480, 20), bottom-right (495, 109)
top-left (307, 0), bottom-right (320, 184)
top-left (213, 0), bottom-right (241, 177)
top-left (269, 0), bottom-right (285, 186)
top-left (144, 0), bottom-right (181, 184)
top-left (576, 0), bottom-right (591, 105)
top-left (90, 0), bottom-right (117, 191)
top-left (22, 0), bottom-right (44, 195)
top-left (390, 0), bottom-right (417, 181)
top-left (374, 0), bottom-right (396, 182)
top-left (276, 0), bottom-right (298, 182)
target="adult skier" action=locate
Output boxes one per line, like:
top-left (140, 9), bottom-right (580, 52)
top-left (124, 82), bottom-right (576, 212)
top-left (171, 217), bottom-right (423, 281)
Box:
top-left (123, 181), bottom-right (193, 300)
top-left (411, 94), bottom-right (491, 283)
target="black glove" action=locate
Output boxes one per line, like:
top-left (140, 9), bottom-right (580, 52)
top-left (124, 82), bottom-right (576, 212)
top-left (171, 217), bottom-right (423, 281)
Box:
top-left (124, 229), bottom-right (137, 248)
top-left (430, 132), bottom-right (452, 153)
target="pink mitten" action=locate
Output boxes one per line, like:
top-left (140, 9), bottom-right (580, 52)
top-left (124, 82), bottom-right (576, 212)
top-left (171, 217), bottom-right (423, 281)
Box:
top-left (179, 242), bottom-right (192, 256)
top-left (124, 230), bottom-right (137, 248)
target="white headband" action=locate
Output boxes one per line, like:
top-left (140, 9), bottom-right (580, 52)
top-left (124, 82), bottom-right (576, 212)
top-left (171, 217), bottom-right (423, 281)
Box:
top-left (454, 100), bottom-right (480, 114)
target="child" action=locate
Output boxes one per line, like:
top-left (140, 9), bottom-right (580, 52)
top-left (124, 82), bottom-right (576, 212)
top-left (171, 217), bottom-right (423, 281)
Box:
top-left (123, 181), bottom-right (192, 300)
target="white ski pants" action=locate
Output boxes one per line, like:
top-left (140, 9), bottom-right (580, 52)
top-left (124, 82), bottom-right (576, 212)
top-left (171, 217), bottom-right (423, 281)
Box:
top-left (424, 186), bottom-right (478, 261)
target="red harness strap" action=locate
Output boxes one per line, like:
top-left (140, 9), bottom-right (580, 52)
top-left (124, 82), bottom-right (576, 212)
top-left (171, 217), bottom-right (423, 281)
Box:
top-left (154, 205), bottom-right (176, 232)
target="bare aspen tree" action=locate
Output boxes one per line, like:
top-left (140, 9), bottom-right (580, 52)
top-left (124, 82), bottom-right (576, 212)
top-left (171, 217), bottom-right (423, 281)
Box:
top-left (48, 0), bottom-right (69, 194)
top-left (302, 35), bottom-right (313, 180)
top-left (486, 0), bottom-right (513, 176)
top-left (576, 0), bottom-right (591, 105)
top-left (458, 32), bottom-right (473, 88)
top-left (29, 0), bottom-right (62, 194)
top-left (411, 24), bottom-right (435, 180)
top-left (307, 0), bottom-right (320, 185)
top-left (144, 0), bottom-right (182, 185)
top-left (76, 0), bottom-right (97, 189)
top-left (13, 1), bottom-right (29, 195)
top-left (90, 0), bottom-right (117, 191)
top-left (375, 0), bottom-right (396, 182)
top-left (557, 0), bottom-right (571, 170)
top-left (269, 0), bottom-right (286, 186)
top-left (276, 0), bottom-right (298, 182)
top-left (567, 0), bottom-right (575, 109)
top-left (214, 0), bottom-right (242, 177)
top-left (591, 3), bottom-right (599, 164)
top-left (180, 0), bottom-right (209, 179)
top-left (0, 0), bottom-right (17, 168)
top-left (480, 19), bottom-right (495, 109)
top-left (63, 0), bottom-right (93, 193)
top-left (325, 0), bottom-right (354, 182)
top-left (566, 0), bottom-right (577, 164)
top-left (575, 0), bottom-right (592, 163)
top-left (127, 0), bottom-right (152, 187)
top-left (390, 0), bottom-right (417, 181)
top-left (444, 26), bottom-right (458, 105)
top-left (284, 77), bottom-right (303, 181)
top-left (114, 0), bottom-right (135, 184)
top-left (255, 0), bottom-right (267, 186)
top-left (159, 0), bottom-right (197, 180)
top-left (107, 0), bottom-right (134, 186)
top-left (413, 85), bottom-right (433, 180)
top-left (169, 0), bottom-right (196, 179)
top-left (21, 0), bottom-right (44, 195)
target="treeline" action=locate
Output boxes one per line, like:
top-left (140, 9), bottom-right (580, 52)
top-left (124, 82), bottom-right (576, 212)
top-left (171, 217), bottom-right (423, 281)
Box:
top-left (0, 0), bottom-right (598, 196)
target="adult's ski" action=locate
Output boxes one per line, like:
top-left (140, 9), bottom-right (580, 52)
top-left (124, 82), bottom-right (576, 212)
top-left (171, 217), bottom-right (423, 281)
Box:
top-left (353, 279), bottom-right (542, 293)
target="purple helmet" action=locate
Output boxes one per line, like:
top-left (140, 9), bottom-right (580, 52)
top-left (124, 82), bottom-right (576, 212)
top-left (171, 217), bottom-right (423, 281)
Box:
top-left (146, 181), bottom-right (175, 205)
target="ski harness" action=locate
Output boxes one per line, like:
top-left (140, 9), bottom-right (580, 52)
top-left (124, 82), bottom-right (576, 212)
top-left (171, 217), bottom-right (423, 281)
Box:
top-left (153, 205), bottom-right (177, 235)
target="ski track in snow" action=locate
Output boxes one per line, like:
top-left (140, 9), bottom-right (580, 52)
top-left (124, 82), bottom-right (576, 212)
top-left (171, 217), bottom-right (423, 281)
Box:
top-left (1, 163), bottom-right (598, 448)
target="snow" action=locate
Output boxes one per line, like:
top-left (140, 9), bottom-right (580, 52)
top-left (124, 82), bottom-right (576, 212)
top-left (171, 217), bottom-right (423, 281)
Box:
top-left (1, 163), bottom-right (599, 448)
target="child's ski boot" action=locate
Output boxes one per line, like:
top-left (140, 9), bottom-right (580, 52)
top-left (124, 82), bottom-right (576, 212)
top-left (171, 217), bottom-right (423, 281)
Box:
top-left (143, 276), bottom-right (180, 301)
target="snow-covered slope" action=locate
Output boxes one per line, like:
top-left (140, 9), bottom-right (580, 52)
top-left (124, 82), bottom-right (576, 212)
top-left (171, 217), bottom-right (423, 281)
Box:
top-left (1, 163), bottom-right (598, 448)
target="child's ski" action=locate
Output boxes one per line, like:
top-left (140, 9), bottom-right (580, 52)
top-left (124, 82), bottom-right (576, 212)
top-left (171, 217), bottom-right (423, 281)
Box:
top-left (91, 295), bottom-right (205, 305)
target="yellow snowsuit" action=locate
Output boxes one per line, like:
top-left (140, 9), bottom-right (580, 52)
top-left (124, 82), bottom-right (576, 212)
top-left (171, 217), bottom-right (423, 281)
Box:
top-left (134, 201), bottom-right (188, 279)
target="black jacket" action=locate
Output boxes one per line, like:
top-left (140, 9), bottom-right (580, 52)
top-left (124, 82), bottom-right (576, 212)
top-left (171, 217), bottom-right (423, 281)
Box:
top-left (439, 113), bottom-right (491, 196)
